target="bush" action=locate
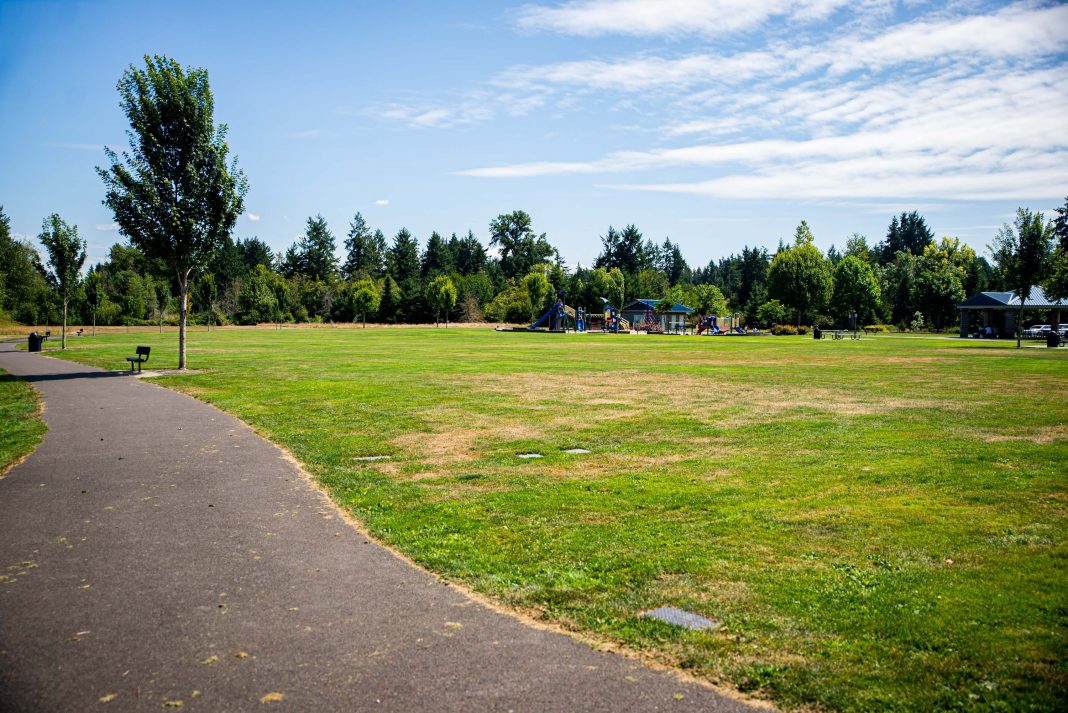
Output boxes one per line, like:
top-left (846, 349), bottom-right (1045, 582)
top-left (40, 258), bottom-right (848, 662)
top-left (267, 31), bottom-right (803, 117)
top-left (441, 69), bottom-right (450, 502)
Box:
top-left (864, 324), bottom-right (891, 333)
top-left (756, 299), bottom-right (788, 327)
top-left (797, 325), bottom-right (810, 335)
top-left (812, 314), bottom-right (833, 329)
top-left (770, 324), bottom-right (798, 335)
top-left (484, 286), bottom-right (532, 323)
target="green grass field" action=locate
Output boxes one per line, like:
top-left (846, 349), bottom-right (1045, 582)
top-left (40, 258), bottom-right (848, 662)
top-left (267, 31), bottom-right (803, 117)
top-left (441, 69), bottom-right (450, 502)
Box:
top-left (0, 368), bottom-right (45, 476)
top-left (42, 328), bottom-right (1067, 711)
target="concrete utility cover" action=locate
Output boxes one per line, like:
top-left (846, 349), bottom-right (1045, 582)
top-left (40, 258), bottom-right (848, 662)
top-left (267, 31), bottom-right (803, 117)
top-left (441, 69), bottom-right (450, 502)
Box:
top-left (563, 448), bottom-right (591, 454)
top-left (641, 607), bottom-right (720, 631)
top-left (353, 455), bottom-right (391, 461)
top-left (517, 453), bottom-right (543, 459)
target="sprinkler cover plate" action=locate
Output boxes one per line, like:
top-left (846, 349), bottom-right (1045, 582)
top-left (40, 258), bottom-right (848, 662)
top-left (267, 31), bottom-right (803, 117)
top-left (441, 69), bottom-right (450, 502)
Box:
top-left (640, 607), bottom-right (719, 631)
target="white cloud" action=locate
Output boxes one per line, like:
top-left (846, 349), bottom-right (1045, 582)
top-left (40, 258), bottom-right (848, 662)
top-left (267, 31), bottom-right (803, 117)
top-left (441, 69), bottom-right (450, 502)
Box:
top-left (516, 0), bottom-right (852, 37)
top-left (373, 101), bottom-right (497, 129)
top-left (374, 199), bottom-right (390, 206)
top-left (95, 223), bottom-right (118, 231)
top-left (503, 3), bottom-right (1068, 93)
top-left (459, 3), bottom-right (1068, 204)
top-left (246, 212), bottom-right (261, 222)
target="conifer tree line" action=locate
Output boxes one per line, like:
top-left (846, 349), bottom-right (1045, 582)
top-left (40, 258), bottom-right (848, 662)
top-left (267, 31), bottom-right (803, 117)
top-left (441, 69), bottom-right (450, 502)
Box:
top-left (2, 201), bottom-right (1066, 331)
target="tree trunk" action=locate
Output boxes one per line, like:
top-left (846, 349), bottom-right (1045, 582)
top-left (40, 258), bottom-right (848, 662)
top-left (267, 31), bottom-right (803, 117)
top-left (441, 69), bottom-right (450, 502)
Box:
top-left (362, 313), bottom-right (366, 328)
top-left (92, 309), bottom-right (96, 337)
top-left (1017, 298), bottom-right (1025, 349)
top-left (179, 275), bottom-right (189, 369)
top-left (61, 300), bottom-right (67, 349)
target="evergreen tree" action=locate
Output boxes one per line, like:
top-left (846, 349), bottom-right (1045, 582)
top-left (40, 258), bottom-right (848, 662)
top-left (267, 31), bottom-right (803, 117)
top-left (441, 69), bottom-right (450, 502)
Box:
top-left (421, 231), bottom-right (453, 278)
top-left (1044, 196), bottom-right (1068, 301)
top-left (453, 230), bottom-right (487, 275)
top-left (594, 226), bottom-right (621, 270)
top-left (388, 228), bottom-right (422, 321)
top-left (388, 228), bottom-right (420, 284)
top-left (0, 206), bottom-right (50, 324)
top-left (297, 214), bottom-right (339, 281)
top-left (377, 275), bottom-right (400, 323)
top-left (877, 211), bottom-right (934, 263)
top-left (342, 212), bottom-right (383, 279)
top-left (237, 237), bottom-right (274, 271)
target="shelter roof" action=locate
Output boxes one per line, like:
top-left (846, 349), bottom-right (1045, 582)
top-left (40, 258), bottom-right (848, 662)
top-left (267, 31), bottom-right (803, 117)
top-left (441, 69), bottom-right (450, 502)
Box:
top-left (958, 287), bottom-right (1068, 309)
top-left (622, 299), bottom-right (695, 314)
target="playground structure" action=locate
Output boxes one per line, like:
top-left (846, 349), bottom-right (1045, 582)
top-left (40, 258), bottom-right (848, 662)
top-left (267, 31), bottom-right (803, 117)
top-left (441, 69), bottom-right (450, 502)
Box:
top-left (696, 314), bottom-right (747, 335)
top-left (594, 298), bottom-right (630, 333)
top-left (495, 291), bottom-right (630, 333)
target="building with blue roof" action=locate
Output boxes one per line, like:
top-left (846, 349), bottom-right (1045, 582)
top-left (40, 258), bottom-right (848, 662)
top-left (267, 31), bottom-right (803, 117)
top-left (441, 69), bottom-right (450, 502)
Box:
top-left (621, 299), bottom-right (695, 333)
top-left (957, 287), bottom-right (1067, 337)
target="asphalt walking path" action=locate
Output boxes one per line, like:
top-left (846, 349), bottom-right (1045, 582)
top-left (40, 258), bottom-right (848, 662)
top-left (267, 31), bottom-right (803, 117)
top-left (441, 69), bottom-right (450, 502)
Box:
top-left (0, 342), bottom-right (761, 712)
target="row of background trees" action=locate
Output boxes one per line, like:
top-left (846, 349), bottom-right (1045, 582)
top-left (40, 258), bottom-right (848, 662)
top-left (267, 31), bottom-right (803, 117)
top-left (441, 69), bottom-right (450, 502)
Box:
top-left (3, 54), bottom-right (1064, 346)
top-left (4, 201), bottom-right (1066, 334)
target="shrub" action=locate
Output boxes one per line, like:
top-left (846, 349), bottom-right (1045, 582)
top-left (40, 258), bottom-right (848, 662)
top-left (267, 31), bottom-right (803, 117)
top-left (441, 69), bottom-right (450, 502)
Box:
top-left (797, 325), bottom-right (810, 335)
top-left (864, 324), bottom-right (892, 333)
top-left (770, 324), bottom-right (798, 335)
top-left (756, 299), bottom-right (788, 327)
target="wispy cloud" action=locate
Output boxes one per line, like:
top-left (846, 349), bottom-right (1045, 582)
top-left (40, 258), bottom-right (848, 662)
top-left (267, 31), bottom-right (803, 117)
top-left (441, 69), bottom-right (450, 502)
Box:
top-left (372, 102), bottom-right (496, 129)
top-left (457, 2), bottom-right (1068, 203)
top-left (516, 0), bottom-right (854, 37)
top-left (95, 223), bottom-right (118, 231)
top-left (374, 199), bottom-right (390, 206)
top-left (246, 212), bottom-right (261, 222)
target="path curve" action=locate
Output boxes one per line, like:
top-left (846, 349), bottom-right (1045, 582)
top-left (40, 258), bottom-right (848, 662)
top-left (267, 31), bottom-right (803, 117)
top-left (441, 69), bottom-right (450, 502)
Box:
top-left (0, 342), bottom-right (762, 712)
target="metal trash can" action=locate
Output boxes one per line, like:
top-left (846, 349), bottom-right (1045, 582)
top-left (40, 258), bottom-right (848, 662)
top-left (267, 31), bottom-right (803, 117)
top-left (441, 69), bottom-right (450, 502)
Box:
top-left (27, 332), bottom-right (42, 352)
top-left (813, 326), bottom-right (822, 340)
top-left (1047, 332), bottom-right (1061, 348)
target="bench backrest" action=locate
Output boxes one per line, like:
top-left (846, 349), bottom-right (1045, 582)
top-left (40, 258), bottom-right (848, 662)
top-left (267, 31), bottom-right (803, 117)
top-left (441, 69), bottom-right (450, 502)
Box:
top-left (136, 346), bottom-right (151, 359)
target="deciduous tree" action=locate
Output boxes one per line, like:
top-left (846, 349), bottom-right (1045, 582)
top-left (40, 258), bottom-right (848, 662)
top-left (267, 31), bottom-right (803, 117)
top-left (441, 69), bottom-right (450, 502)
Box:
top-left (767, 223), bottom-right (831, 325)
top-left (38, 214), bottom-right (87, 348)
top-left (991, 209), bottom-right (1054, 347)
top-left (489, 211), bottom-right (556, 280)
top-left (98, 55), bottom-right (247, 368)
top-left (425, 275), bottom-right (458, 327)
top-left (351, 278), bottom-right (380, 328)
top-left (831, 255), bottom-right (881, 326)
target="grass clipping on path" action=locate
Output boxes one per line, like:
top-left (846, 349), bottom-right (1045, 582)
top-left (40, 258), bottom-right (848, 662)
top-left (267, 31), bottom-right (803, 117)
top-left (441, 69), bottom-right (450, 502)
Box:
top-left (0, 370), bottom-right (45, 476)
top-left (50, 329), bottom-right (1068, 712)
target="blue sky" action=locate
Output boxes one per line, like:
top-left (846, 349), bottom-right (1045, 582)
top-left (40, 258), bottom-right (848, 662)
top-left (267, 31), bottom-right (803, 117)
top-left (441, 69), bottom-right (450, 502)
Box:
top-left (1, 0), bottom-right (1065, 269)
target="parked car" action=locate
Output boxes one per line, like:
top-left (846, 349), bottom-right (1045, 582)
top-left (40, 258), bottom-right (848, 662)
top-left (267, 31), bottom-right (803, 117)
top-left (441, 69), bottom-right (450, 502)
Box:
top-left (1059, 324), bottom-right (1068, 337)
top-left (1022, 324), bottom-right (1051, 337)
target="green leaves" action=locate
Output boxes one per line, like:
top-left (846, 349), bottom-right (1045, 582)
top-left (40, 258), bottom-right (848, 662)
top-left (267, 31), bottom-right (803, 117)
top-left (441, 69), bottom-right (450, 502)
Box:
top-left (37, 214), bottom-right (86, 302)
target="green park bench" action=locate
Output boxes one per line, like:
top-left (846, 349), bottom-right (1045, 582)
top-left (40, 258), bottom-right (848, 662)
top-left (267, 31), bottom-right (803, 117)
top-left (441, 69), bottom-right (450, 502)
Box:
top-left (125, 346), bottom-right (151, 372)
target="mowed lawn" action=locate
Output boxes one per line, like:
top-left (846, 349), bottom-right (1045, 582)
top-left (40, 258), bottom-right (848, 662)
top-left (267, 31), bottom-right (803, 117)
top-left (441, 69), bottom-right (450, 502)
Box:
top-left (0, 369), bottom-right (45, 475)
top-left (47, 329), bottom-right (1066, 711)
